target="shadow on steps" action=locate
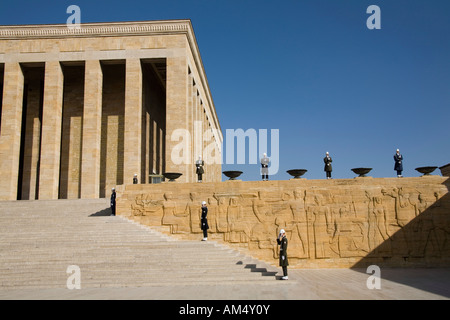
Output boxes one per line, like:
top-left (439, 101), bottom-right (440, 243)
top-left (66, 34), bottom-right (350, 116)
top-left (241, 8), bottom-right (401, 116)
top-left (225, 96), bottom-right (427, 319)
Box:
top-left (236, 261), bottom-right (278, 278)
top-left (89, 208), bottom-right (113, 217)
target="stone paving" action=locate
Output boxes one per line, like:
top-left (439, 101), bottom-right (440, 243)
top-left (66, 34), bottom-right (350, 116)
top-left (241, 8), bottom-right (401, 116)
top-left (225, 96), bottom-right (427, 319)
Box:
top-left (1, 267), bottom-right (449, 300)
top-left (0, 199), bottom-right (449, 300)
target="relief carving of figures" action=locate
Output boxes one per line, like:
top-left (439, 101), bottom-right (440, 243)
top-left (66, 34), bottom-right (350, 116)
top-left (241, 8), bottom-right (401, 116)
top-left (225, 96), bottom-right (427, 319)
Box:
top-left (274, 193), bottom-right (295, 235)
top-left (162, 192), bottom-right (190, 234)
top-left (307, 194), bottom-right (334, 259)
top-left (126, 179), bottom-right (449, 267)
top-left (329, 201), bottom-right (368, 258)
top-left (382, 187), bottom-right (419, 256)
top-left (215, 196), bottom-right (228, 233)
top-left (411, 189), bottom-right (450, 258)
top-left (381, 187), bottom-right (418, 227)
top-left (430, 190), bottom-right (450, 256)
top-left (131, 194), bottom-right (163, 217)
top-left (131, 195), bottom-right (145, 216)
top-left (365, 190), bottom-right (391, 256)
top-left (412, 193), bottom-right (439, 257)
top-left (286, 189), bottom-right (309, 259)
top-left (372, 195), bottom-right (389, 241)
top-left (227, 197), bottom-right (251, 243)
top-left (207, 196), bottom-right (218, 233)
top-left (185, 192), bottom-right (202, 233)
top-left (250, 192), bottom-right (278, 258)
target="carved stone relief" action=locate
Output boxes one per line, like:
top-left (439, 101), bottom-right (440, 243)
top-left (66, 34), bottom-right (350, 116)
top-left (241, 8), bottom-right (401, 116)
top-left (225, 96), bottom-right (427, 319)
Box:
top-left (122, 178), bottom-right (450, 267)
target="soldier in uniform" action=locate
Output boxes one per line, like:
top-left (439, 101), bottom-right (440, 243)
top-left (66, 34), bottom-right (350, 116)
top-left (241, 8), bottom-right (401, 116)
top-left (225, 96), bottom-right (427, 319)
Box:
top-left (277, 229), bottom-right (289, 280)
top-left (110, 187), bottom-right (116, 216)
top-left (201, 201), bottom-right (209, 241)
top-left (260, 153), bottom-right (270, 181)
top-left (324, 152), bottom-right (333, 179)
top-left (196, 156), bottom-right (205, 182)
top-left (394, 149), bottom-right (403, 177)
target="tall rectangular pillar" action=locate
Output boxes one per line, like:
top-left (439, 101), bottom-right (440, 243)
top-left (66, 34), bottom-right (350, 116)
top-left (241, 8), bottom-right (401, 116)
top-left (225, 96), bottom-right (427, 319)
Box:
top-left (124, 58), bottom-right (142, 184)
top-left (0, 62), bottom-right (24, 200)
top-left (186, 74), bottom-right (195, 183)
top-left (81, 60), bottom-right (103, 198)
top-left (165, 56), bottom-right (189, 182)
top-left (39, 61), bottom-right (64, 200)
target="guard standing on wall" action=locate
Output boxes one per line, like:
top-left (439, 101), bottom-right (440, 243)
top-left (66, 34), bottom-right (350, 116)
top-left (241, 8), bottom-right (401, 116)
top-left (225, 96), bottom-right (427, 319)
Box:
top-left (394, 149), bottom-right (403, 177)
top-left (261, 153), bottom-right (270, 181)
top-left (324, 152), bottom-right (333, 179)
top-left (196, 156), bottom-right (205, 182)
top-left (110, 187), bottom-right (116, 216)
top-left (133, 174), bottom-right (138, 184)
top-left (277, 229), bottom-right (289, 280)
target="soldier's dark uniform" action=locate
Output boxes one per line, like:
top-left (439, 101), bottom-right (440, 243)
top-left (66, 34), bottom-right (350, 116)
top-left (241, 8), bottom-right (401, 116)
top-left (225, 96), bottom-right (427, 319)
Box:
top-left (394, 150), bottom-right (403, 177)
top-left (277, 231), bottom-right (289, 280)
top-left (110, 189), bottom-right (116, 216)
top-left (324, 153), bottom-right (333, 179)
top-left (260, 154), bottom-right (269, 181)
top-left (196, 158), bottom-right (204, 182)
top-left (201, 203), bottom-right (209, 241)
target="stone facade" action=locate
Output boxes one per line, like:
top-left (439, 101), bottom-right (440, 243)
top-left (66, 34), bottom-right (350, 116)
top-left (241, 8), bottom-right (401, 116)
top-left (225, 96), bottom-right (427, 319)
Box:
top-left (0, 20), bottom-right (222, 200)
top-left (116, 176), bottom-right (450, 268)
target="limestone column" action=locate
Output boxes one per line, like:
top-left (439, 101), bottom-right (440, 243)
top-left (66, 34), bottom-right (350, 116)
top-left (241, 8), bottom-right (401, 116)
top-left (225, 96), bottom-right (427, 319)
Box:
top-left (187, 74), bottom-right (195, 183)
top-left (165, 56), bottom-right (189, 182)
top-left (0, 62), bottom-right (24, 200)
top-left (80, 60), bottom-right (103, 198)
top-left (39, 61), bottom-right (64, 200)
top-left (144, 112), bottom-right (150, 183)
top-left (193, 90), bottom-right (201, 177)
top-left (124, 58), bottom-right (142, 184)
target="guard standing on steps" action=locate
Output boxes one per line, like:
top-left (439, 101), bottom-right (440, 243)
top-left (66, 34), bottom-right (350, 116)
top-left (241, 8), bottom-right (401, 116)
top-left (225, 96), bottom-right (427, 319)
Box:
top-left (110, 187), bottom-right (116, 216)
top-left (277, 229), bottom-right (288, 280)
top-left (201, 201), bottom-right (209, 241)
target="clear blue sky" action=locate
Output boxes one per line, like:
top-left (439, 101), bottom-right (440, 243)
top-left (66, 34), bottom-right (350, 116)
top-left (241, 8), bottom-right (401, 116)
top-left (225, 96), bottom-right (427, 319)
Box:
top-left (2, 0), bottom-right (449, 181)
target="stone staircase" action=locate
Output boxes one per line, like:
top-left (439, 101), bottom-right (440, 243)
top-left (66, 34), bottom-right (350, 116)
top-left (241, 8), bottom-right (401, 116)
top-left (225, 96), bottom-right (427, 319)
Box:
top-left (0, 199), bottom-right (280, 289)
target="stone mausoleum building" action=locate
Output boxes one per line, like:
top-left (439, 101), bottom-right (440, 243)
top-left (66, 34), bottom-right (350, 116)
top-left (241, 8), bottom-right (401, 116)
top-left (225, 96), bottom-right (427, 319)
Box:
top-left (0, 20), bottom-right (223, 200)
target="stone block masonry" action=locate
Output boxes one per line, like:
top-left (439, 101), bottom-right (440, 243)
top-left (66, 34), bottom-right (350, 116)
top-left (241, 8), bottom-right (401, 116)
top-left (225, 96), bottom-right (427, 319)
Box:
top-left (116, 176), bottom-right (450, 268)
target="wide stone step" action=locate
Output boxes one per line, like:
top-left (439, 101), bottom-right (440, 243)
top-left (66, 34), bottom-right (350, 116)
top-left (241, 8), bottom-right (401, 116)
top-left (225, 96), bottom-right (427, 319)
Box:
top-left (0, 254), bottom-right (244, 263)
top-left (0, 266), bottom-right (272, 277)
top-left (0, 199), bottom-right (281, 289)
top-left (0, 265), bottom-right (278, 288)
top-left (0, 277), bottom-right (280, 289)
top-left (0, 260), bottom-right (263, 270)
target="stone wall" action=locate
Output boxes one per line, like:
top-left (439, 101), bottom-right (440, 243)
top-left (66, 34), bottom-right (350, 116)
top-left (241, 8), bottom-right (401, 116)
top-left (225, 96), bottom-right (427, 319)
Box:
top-left (116, 176), bottom-right (450, 268)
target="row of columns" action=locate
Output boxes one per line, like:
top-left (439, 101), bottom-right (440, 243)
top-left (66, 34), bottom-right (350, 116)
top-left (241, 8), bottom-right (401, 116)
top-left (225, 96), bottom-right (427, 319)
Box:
top-left (0, 53), bottom-right (222, 200)
top-left (188, 71), bottom-right (221, 183)
top-left (0, 58), bottom-right (166, 200)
